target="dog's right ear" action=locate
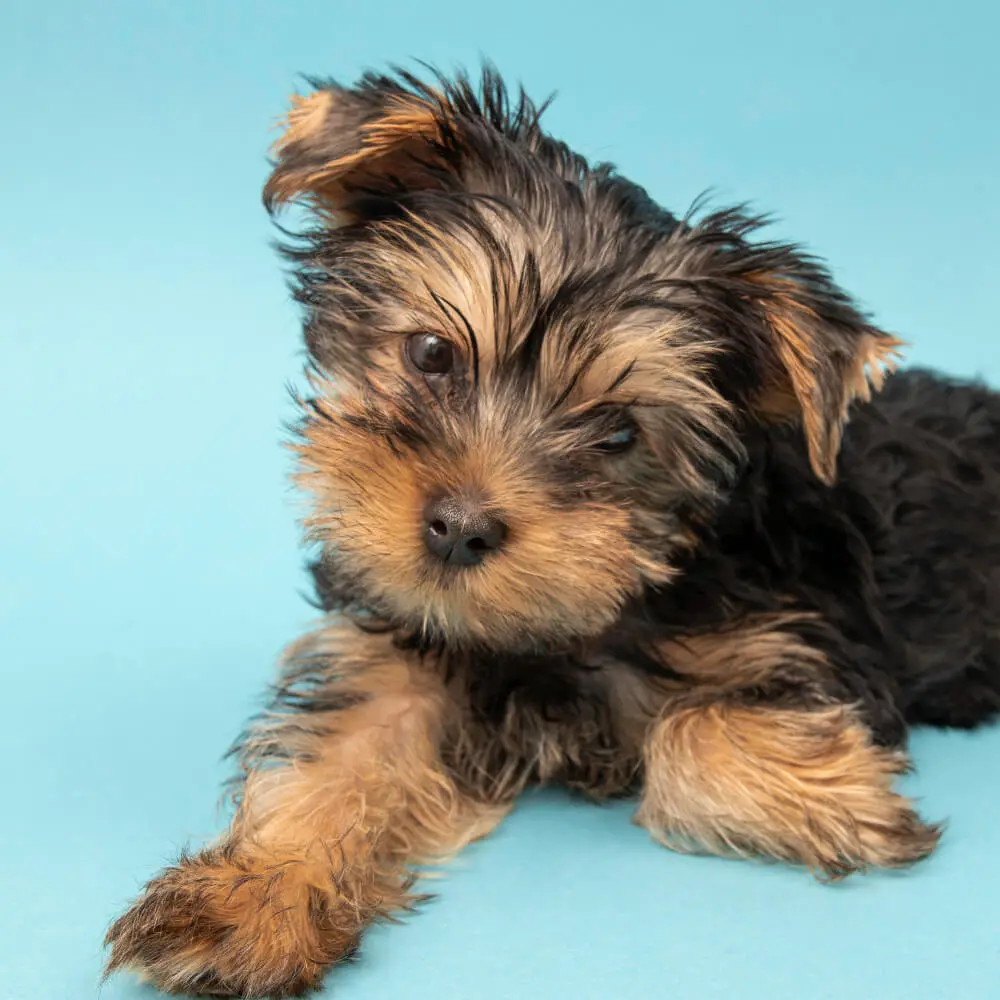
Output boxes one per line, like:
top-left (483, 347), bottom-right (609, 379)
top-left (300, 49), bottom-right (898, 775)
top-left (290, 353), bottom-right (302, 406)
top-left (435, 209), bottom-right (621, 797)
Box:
top-left (263, 80), bottom-right (458, 222)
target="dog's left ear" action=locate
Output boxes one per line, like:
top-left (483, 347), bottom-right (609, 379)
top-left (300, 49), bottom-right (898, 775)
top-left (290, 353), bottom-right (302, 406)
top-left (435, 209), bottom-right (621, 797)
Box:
top-left (743, 261), bottom-right (903, 485)
top-left (677, 215), bottom-right (904, 485)
top-left (263, 77), bottom-right (458, 222)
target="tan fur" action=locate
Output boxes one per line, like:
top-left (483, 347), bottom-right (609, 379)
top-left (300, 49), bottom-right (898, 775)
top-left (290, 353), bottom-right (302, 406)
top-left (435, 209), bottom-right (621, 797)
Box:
top-left (844, 330), bottom-right (907, 408)
top-left (105, 625), bottom-right (509, 997)
top-left (761, 294), bottom-right (832, 473)
top-left (658, 613), bottom-right (831, 688)
top-left (297, 377), bottom-right (671, 649)
top-left (272, 89), bottom-right (334, 150)
top-left (266, 89), bottom-right (446, 216)
top-left (598, 613), bottom-right (833, 745)
top-left (600, 617), bottom-right (938, 879)
top-left (745, 271), bottom-right (903, 483)
top-left (637, 702), bottom-right (940, 878)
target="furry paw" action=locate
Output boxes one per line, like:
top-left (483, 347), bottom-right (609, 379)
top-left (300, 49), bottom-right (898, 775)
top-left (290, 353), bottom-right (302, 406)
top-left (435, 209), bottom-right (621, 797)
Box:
top-left (639, 703), bottom-right (943, 879)
top-left (808, 793), bottom-right (943, 880)
top-left (104, 846), bottom-right (363, 998)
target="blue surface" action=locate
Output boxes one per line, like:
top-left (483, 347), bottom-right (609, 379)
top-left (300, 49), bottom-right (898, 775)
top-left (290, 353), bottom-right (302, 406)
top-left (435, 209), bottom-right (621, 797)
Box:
top-left (2, 2), bottom-right (999, 998)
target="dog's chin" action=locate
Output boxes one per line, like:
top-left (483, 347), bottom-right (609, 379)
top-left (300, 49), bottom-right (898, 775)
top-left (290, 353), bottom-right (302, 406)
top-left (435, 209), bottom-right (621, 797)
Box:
top-left (382, 583), bottom-right (627, 656)
top-left (404, 615), bottom-right (604, 656)
top-left (318, 548), bottom-right (631, 654)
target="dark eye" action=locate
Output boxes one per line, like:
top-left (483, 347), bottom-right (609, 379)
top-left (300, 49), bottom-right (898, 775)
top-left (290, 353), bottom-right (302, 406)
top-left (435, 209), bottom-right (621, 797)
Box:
top-left (594, 414), bottom-right (640, 454)
top-left (406, 333), bottom-right (455, 376)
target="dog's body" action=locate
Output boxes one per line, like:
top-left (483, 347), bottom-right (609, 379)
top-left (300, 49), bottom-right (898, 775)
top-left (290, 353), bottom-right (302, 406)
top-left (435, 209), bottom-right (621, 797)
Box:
top-left (105, 69), bottom-right (1000, 997)
top-left (817, 371), bottom-right (1000, 732)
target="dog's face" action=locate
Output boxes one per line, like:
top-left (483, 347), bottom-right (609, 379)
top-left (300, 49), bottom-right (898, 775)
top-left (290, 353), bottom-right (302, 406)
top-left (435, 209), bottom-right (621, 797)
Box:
top-left (266, 69), bottom-right (900, 651)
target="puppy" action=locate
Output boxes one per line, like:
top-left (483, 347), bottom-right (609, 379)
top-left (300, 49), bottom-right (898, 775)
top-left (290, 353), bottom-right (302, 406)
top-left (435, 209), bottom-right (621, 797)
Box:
top-left (105, 67), bottom-right (1000, 997)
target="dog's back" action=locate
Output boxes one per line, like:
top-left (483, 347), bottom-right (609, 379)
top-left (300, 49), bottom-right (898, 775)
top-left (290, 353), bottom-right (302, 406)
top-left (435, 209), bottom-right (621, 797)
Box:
top-left (843, 369), bottom-right (1000, 727)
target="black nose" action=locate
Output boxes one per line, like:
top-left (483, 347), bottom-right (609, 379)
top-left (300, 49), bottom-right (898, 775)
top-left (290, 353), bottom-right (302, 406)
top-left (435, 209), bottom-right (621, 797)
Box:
top-left (423, 495), bottom-right (507, 567)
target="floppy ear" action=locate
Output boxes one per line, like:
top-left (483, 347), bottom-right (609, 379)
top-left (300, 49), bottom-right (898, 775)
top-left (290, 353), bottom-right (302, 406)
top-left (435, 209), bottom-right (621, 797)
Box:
top-left (743, 263), bottom-right (903, 484)
top-left (263, 77), bottom-right (457, 221)
top-left (672, 212), bottom-right (904, 484)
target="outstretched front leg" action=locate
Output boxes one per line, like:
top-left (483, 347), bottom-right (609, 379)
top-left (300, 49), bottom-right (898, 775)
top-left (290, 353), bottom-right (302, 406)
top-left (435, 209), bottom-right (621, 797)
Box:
top-left (634, 616), bottom-right (942, 878)
top-left (105, 624), bottom-right (507, 997)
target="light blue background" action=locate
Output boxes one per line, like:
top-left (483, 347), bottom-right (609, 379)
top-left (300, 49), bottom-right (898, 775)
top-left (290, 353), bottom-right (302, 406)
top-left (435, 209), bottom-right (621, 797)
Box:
top-left (2, 2), bottom-right (999, 998)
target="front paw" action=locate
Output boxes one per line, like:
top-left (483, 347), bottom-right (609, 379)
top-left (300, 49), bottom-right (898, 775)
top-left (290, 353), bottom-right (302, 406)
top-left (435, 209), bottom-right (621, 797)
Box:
top-left (781, 739), bottom-right (943, 879)
top-left (811, 788), bottom-right (943, 880)
top-left (104, 846), bottom-right (362, 998)
top-left (638, 703), bottom-right (943, 880)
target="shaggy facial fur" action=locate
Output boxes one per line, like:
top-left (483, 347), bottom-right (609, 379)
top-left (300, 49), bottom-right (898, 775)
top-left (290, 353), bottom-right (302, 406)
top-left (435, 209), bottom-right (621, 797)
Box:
top-left (105, 67), bottom-right (1000, 997)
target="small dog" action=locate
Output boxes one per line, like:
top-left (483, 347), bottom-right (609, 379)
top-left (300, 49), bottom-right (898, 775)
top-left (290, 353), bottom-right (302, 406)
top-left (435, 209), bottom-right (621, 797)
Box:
top-left (105, 67), bottom-right (1000, 997)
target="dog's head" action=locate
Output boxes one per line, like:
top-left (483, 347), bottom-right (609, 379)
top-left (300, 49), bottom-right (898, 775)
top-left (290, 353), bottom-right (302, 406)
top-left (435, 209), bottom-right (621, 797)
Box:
top-left (267, 67), bottom-right (901, 651)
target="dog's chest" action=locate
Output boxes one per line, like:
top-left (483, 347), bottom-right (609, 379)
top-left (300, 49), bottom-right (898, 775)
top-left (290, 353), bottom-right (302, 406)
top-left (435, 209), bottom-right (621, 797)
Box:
top-left (443, 653), bottom-right (641, 801)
